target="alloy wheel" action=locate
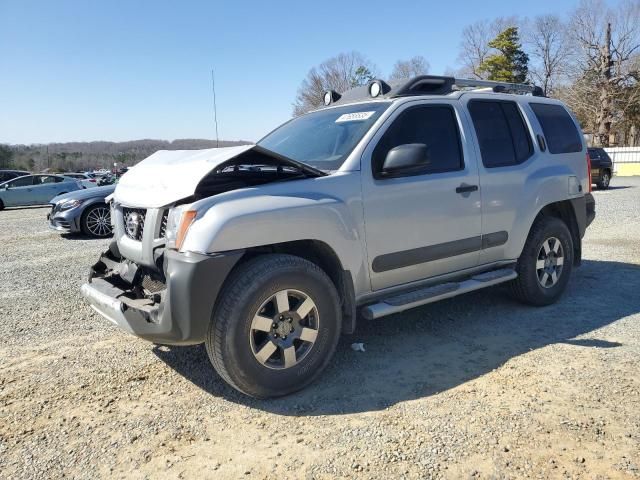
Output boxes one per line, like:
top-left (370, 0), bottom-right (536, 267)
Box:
top-left (86, 206), bottom-right (112, 237)
top-left (536, 236), bottom-right (564, 288)
top-left (249, 289), bottom-right (320, 370)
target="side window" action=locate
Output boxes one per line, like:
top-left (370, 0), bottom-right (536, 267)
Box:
top-left (372, 105), bottom-right (464, 176)
top-left (37, 176), bottom-right (57, 184)
top-left (9, 176), bottom-right (34, 187)
top-left (468, 100), bottom-right (533, 168)
top-left (530, 103), bottom-right (582, 154)
top-left (53, 176), bottom-right (65, 183)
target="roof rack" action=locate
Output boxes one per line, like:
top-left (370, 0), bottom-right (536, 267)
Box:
top-left (323, 75), bottom-right (544, 107)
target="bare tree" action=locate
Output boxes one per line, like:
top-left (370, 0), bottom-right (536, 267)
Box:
top-left (456, 17), bottom-right (518, 79)
top-left (569, 0), bottom-right (640, 146)
top-left (523, 14), bottom-right (573, 95)
top-left (389, 56), bottom-right (430, 80)
top-left (292, 52), bottom-right (377, 116)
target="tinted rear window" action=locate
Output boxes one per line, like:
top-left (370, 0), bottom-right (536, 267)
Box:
top-left (530, 103), bottom-right (582, 154)
top-left (468, 100), bottom-right (533, 168)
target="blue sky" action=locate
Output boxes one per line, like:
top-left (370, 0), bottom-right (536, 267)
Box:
top-left (0, 0), bottom-right (598, 144)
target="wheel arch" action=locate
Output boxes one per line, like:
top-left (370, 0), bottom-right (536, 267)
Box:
top-left (529, 200), bottom-right (582, 266)
top-left (233, 240), bottom-right (357, 335)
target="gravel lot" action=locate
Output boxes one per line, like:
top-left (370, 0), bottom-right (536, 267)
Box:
top-left (1, 178), bottom-right (639, 479)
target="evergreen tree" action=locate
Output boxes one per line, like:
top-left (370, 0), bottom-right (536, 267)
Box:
top-left (478, 27), bottom-right (529, 83)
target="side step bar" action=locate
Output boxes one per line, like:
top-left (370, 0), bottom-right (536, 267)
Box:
top-left (361, 268), bottom-right (518, 320)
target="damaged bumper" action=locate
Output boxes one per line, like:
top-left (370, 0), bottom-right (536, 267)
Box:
top-left (81, 244), bottom-right (243, 345)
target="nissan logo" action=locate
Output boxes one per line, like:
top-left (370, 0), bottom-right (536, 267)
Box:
top-left (126, 212), bottom-right (141, 238)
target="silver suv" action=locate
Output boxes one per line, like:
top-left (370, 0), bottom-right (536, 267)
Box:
top-left (82, 75), bottom-right (596, 398)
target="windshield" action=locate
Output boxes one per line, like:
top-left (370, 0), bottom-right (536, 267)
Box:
top-left (258, 102), bottom-right (390, 171)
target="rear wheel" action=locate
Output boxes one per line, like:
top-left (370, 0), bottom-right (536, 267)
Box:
top-left (81, 203), bottom-right (112, 237)
top-left (510, 216), bottom-right (574, 306)
top-left (597, 170), bottom-right (611, 189)
top-left (206, 254), bottom-right (342, 398)
top-left (0, 199), bottom-right (4, 211)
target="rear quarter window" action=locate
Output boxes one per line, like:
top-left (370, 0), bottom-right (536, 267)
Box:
top-left (530, 103), bottom-right (582, 154)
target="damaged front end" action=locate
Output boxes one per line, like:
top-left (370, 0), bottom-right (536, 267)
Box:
top-left (82, 242), bottom-right (243, 345)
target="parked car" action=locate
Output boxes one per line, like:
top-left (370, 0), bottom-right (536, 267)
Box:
top-left (0, 174), bottom-right (82, 209)
top-left (97, 173), bottom-right (116, 186)
top-left (0, 169), bottom-right (30, 183)
top-left (82, 75), bottom-right (595, 398)
top-left (48, 185), bottom-right (116, 237)
top-left (587, 147), bottom-right (613, 189)
top-left (64, 172), bottom-right (99, 189)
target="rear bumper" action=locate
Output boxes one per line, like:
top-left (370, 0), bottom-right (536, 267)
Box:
top-left (81, 246), bottom-right (243, 345)
top-left (585, 193), bottom-right (595, 227)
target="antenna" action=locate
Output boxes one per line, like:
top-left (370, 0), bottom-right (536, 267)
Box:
top-left (211, 69), bottom-right (220, 148)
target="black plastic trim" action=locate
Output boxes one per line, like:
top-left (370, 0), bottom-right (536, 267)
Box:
top-left (372, 231), bottom-right (508, 273)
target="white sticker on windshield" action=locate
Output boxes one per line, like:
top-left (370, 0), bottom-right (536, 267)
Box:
top-left (335, 111), bottom-right (376, 123)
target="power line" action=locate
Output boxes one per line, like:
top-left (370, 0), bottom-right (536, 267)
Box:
top-left (211, 69), bottom-right (219, 148)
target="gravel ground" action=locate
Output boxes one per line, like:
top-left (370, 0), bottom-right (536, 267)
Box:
top-left (1, 178), bottom-right (639, 479)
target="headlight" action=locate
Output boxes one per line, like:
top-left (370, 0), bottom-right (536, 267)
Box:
top-left (57, 199), bottom-right (82, 211)
top-left (165, 205), bottom-right (197, 250)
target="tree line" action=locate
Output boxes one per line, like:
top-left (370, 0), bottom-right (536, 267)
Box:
top-left (0, 139), bottom-right (250, 173)
top-left (293, 0), bottom-right (640, 147)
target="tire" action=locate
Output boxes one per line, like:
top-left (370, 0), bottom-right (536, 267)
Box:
top-left (206, 254), bottom-right (342, 398)
top-left (597, 170), bottom-right (611, 190)
top-left (80, 203), bottom-right (112, 237)
top-left (0, 199), bottom-right (4, 211)
top-left (510, 216), bottom-right (574, 306)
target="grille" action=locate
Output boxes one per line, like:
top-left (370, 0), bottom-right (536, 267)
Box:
top-left (159, 211), bottom-right (168, 238)
top-left (141, 274), bottom-right (166, 294)
top-left (122, 207), bottom-right (146, 241)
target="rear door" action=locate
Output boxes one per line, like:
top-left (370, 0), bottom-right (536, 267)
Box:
top-left (361, 99), bottom-right (482, 291)
top-left (461, 95), bottom-right (539, 265)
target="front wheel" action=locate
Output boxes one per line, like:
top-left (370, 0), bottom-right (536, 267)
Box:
top-left (206, 254), bottom-right (342, 398)
top-left (81, 203), bottom-right (112, 237)
top-left (510, 216), bottom-right (574, 306)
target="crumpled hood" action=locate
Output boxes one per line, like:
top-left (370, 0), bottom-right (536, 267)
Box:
top-left (114, 145), bottom-right (255, 208)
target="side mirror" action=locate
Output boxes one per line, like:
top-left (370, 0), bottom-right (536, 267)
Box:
top-left (1, 184), bottom-right (9, 190)
top-left (381, 144), bottom-right (430, 177)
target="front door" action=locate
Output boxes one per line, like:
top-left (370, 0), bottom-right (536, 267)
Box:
top-left (3, 176), bottom-right (35, 206)
top-left (361, 100), bottom-right (482, 291)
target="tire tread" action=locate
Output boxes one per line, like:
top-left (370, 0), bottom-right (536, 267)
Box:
top-left (206, 254), bottom-right (340, 397)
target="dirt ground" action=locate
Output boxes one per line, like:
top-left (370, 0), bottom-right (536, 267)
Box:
top-left (1, 178), bottom-right (639, 479)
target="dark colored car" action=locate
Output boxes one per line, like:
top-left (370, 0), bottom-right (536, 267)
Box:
top-left (588, 147), bottom-right (613, 189)
top-left (0, 169), bottom-right (30, 183)
top-left (48, 185), bottom-right (115, 237)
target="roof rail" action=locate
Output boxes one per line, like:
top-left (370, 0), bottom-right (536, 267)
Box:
top-left (451, 78), bottom-right (544, 97)
top-left (322, 75), bottom-right (544, 107)
top-left (392, 75), bottom-right (544, 97)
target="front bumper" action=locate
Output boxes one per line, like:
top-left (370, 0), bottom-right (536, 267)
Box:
top-left (48, 205), bottom-right (81, 233)
top-left (81, 245), bottom-right (243, 345)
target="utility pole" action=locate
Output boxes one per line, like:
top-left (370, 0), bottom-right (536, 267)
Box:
top-left (211, 69), bottom-right (220, 147)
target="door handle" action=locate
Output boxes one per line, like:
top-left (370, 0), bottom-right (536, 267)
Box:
top-left (456, 184), bottom-right (478, 194)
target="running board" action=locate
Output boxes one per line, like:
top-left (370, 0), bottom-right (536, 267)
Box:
top-left (361, 268), bottom-right (518, 320)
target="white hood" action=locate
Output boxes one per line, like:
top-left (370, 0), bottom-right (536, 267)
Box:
top-left (114, 145), bottom-right (254, 208)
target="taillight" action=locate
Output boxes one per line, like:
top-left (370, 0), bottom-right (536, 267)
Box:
top-left (90, 179), bottom-right (96, 183)
top-left (586, 152), bottom-right (592, 193)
